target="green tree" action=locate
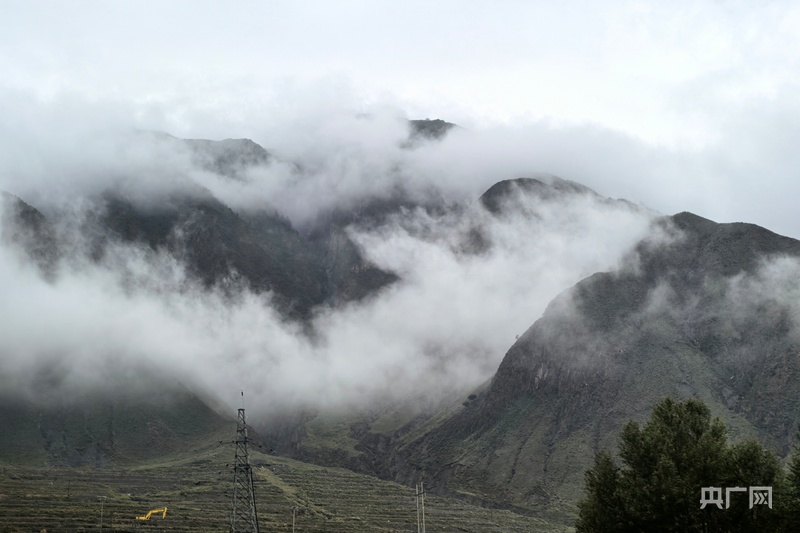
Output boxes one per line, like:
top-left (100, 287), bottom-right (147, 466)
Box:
top-left (575, 451), bottom-right (628, 532)
top-left (721, 438), bottom-right (786, 532)
top-left (576, 398), bottom-right (789, 532)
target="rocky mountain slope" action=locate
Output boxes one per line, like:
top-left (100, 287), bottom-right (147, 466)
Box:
top-left (253, 175), bottom-right (654, 518)
top-left (246, 181), bottom-right (800, 526)
top-left (378, 211), bottom-right (800, 523)
top-left (1, 141), bottom-right (409, 321)
top-left (99, 188), bottom-right (329, 318)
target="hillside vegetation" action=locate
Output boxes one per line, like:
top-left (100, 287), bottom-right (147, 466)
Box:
top-left (0, 448), bottom-right (568, 532)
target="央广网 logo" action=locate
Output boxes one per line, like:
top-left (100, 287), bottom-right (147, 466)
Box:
top-left (700, 486), bottom-right (772, 509)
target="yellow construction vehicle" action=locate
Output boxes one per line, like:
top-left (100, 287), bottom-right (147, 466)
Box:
top-left (136, 507), bottom-right (168, 520)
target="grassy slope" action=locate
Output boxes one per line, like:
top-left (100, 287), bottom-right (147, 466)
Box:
top-left (0, 381), bottom-right (233, 468)
top-left (0, 447), bottom-right (570, 532)
top-left (389, 317), bottom-right (781, 526)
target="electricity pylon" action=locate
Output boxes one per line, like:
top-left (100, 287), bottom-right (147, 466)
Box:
top-left (231, 406), bottom-right (259, 533)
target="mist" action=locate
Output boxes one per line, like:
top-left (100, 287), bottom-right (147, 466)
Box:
top-left (0, 95), bottom-right (678, 420)
top-left (3, 80), bottom-right (799, 423)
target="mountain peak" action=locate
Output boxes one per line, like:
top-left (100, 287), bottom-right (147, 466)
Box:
top-left (479, 176), bottom-right (597, 214)
top-left (183, 137), bottom-right (272, 177)
top-left (1, 191), bottom-right (59, 276)
top-left (408, 118), bottom-right (457, 140)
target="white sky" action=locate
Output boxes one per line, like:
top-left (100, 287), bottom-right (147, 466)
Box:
top-left (2, 0), bottom-right (800, 235)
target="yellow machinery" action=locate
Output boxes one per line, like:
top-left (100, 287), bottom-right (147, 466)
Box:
top-left (136, 507), bottom-right (168, 520)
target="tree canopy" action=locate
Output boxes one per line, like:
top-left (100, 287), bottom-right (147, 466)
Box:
top-left (576, 398), bottom-right (793, 532)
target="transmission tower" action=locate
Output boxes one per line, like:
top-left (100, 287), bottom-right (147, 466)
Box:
top-left (231, 406), bottom-right (260, 533)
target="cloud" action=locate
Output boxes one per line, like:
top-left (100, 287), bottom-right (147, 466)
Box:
top-left (0, 152), bottom-right (658, 421)
top-left (722, 255), bottom-right (800, 342)
top-left (2, 83), bottom-right (800, 422)
top-left (5, 73), bottom-right (800, 238)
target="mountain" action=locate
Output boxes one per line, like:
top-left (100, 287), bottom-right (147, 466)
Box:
top-left (255, 175), bottom-right (654, 508)
top-left (0, 124), bottom-right (470, 465)
top-left (184, 137), bottom-right (272, 179)
top-left (2, 136), bottom-right (410, 319)
top-left (478, 175), bottom-right (597, 214)
top-left (478, 174), bottom-right (640, 215)
top-left (457, 175), bottom-right (645, 255)
top-left (0, 375), bottom-right (231, 467)
top-left (249, 182), bottom-right (800, 526)
top-left (99, 187), bottom-right (328, 319)
top-left (99, 184), bottom-right (406, 318)
top-left (408, 118), bottom-right (457, 141)
top-left (5, 123), bottom-right (800, 528)
top-left (1, 191), bottom-right (60, 277)
top-left (0, 130), bottom-right (453, 466)
top-left (378, 211), bottom-right (800, 523)
top-left (3, 122), bottom-right (463, 319)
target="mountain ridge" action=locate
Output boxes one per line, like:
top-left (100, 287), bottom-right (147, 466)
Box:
top-left (3, 127), bottom-right (800, 528)
top-left (373, 210), bottom-right (800, 524)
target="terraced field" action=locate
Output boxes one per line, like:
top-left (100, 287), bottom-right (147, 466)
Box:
top-left (0, 448), bottom-right (572, 532)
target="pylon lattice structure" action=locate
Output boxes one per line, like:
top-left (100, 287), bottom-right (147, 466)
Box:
top-left (231, 408), bottom-right (260, 533)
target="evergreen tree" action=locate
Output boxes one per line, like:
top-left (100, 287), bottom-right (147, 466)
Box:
top-left (575, 451), bottom-right (628, 532)
top-left (576, 398), bottom-right (790, 532)
top-left (721, 438), bottom-right (786, 532)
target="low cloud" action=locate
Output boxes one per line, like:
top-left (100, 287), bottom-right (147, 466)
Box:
top-left (4, 88), bottom-right (799, 422)
top-left (0, 168), bottom-right (657, 421)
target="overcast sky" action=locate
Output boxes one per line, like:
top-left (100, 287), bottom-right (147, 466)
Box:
top-left (2, 0), bottom-right (799, 236)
